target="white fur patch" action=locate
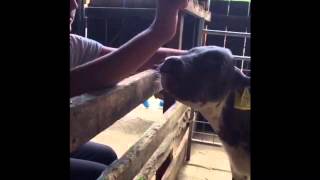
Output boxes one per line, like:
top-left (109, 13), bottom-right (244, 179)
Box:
top-left (179, 95), bottom-right (228, 132)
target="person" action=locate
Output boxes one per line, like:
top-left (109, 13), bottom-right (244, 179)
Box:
top-left (70, 0), bottom-right (188, 97)
top-left (70, 0), bottom-right (188, 179)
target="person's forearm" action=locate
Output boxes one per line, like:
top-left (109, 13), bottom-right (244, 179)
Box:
top-left (137, 47), bottom-right (187, 72)
top-left (100, 46), bottom-right (187, 72)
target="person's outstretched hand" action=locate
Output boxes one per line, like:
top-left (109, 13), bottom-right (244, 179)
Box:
top-left (152, 0), bottom-right (189, 41)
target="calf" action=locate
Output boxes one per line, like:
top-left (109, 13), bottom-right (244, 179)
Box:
top-left (158, 46), bottom-right (250, 180)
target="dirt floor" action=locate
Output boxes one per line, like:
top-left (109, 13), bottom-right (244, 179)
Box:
top-left (91, 96), bottom-right (231, 179)
top-left (91, 96), bottom-right (164, 156)
top-left (177, 143), bottom-right (231, 180)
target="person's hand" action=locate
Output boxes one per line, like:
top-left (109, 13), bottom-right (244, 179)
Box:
top-left (151, 0), bottom-right (189, 42)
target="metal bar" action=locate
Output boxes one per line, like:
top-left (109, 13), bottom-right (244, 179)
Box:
top-left (211, 14), bottom-right (250, 27)
top-left (193, 120), bottom-right (210, 125)
top-left (203, 29), bottom-right (251, 38)
top-left (193, 131), bottom-right (218, 137)
top-left (233, 55), bottom-right (251, 61)
top-left (192, 139), bottom-right (223, 147)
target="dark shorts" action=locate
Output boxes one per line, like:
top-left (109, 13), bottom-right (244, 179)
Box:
top-left (70, 142), bottom-right (117, 180)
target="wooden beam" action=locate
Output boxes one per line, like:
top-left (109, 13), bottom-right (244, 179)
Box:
top-left (156, 151), bottom-right (173, 180)
top-left (97, 103), bottom-right (189, 180)
top-left (70, 70), bottom-right (162, 153)
top-left (184, 0), bottom-right (211, 22)
top-left (134, 133), bottom-right (174, 180)
top-left (161, 128), bottom-right (190, 180)
top-left (133, 107), bottom-right (193, 180)
top-left (186, 110), bottom-right (198, 161)
top-left (185, 119), bottom-right (193, 161)
top-left (172, 108), bottom-right (194, 151)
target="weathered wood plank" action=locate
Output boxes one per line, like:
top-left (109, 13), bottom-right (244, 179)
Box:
top-left (185, 0), bottom-right (211, 21)
top-left (133, 133), bottom-right (174, 180)
top-left (70, 70), bottom-right (162, 152)
top-left (133, 107), bottom-right (193, 180)
top-left (186, 110), bottom-right (198, 161)
top-left (172, 108), bottom-right (195, 151)
top-left (161, 128), bottom-right (190, 180)
top-left (97, 103), bottom-right (189, 180)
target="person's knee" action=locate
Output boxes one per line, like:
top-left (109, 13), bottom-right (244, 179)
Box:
top-left (71, 142), bottom-right (118, 166)
top-left (90, 143), bottom-right (118, 165)
top-left (99, 144), bottom-right (118, 165)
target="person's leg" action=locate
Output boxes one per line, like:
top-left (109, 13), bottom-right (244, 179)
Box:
top-left (70, 158), bottom-right (107, 180)
top-left (71, 141), bottom-right (118, 165)
top-left (70, 142), bottom-right (118, 180)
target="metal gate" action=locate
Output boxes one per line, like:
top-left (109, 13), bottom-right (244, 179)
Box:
top-left (191, 0), bottom-right (251, 146)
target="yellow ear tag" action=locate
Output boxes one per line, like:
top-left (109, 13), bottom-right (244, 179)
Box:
top-left (234, 87), bottom-right (251, 110)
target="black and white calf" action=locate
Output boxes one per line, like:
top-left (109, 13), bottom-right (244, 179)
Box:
top-left (158, 46), bottom-right (250, 180)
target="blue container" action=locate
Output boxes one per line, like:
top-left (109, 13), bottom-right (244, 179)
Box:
top-left (159, 100), bottom-right (164, 107)
top-left (143, 100), bottom-right (150, 108)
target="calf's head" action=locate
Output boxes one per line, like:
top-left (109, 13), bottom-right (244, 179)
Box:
top-left (159, 46), bottom-right (250, 110)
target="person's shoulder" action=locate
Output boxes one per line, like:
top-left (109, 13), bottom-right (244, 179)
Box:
top-left (70, 34), bottom-right (101, 46)
top-left (70, 33), bottom-right (87, 43)
top-left (70, 34), bottom-right (104, 67)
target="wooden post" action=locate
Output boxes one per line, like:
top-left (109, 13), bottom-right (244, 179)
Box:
top-left (161, 128), bottom-right (190, 180)
top-left (156, 150), bottom-right (173, 180)
top-left (186, 110), bottom-right (198, 161)
top-left (133, 106), bottom-right (192, 180)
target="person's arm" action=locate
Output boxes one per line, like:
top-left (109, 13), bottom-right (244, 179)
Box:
top-left (70, 0), bottom-right (187, 97)
top-left (137, 47), bottom-right (187, 71)
top-left (99, 46), bottom-right (187, 72)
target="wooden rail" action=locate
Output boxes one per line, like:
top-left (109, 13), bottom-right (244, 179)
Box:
top-left (97, 103), bottom-right (191, 180)
top-left (70, 70), bottom-right (162, 153)
top-left (71, 70), bottom-right (195, 180)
